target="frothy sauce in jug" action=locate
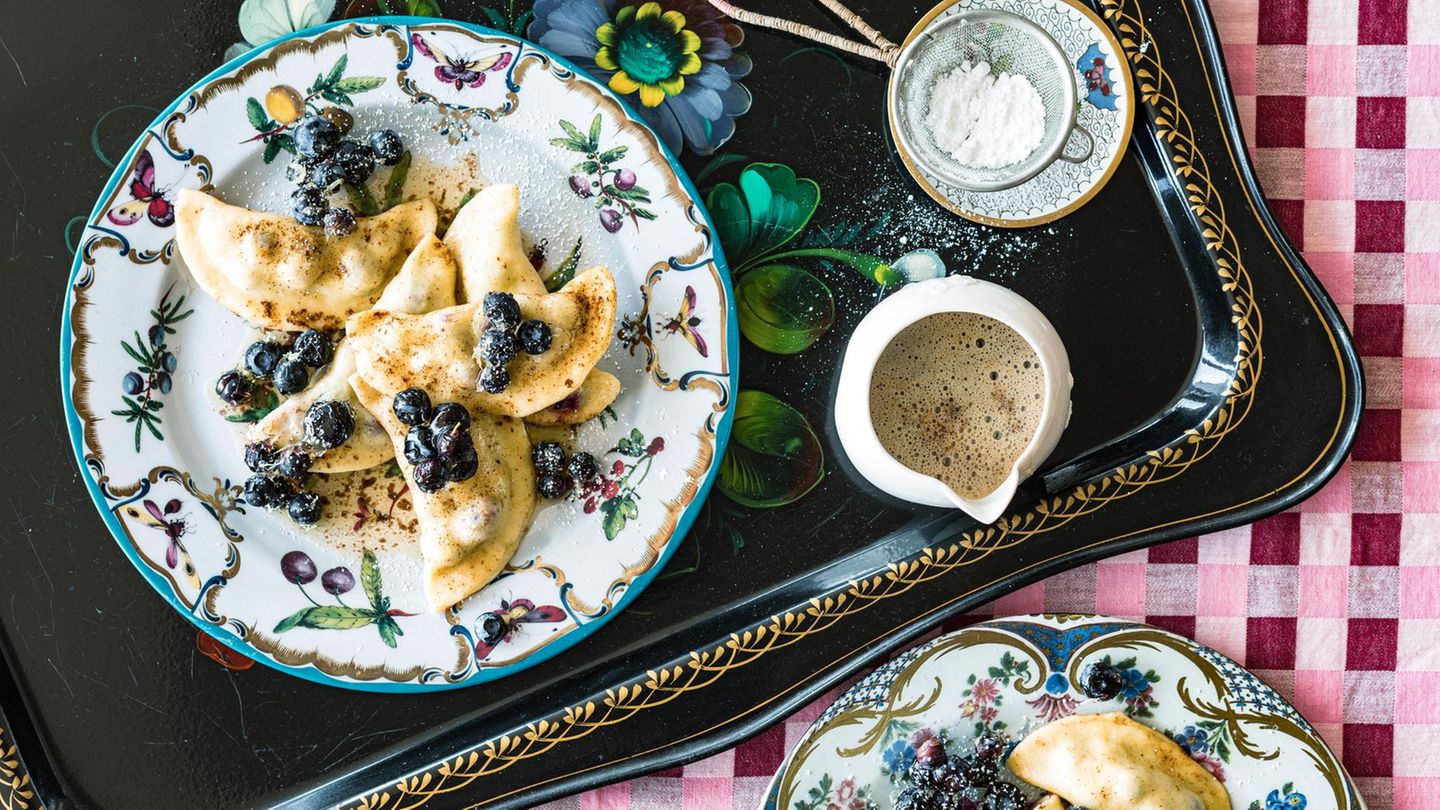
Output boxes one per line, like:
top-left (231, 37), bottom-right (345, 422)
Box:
top-left (869, 312), bottom-right (1045, 499)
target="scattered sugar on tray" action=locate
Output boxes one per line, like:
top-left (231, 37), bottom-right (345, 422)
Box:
top-left (925, 60), bottom-right (1046, 169)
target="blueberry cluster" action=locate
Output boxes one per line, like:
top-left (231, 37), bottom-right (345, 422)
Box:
top-left (392, 388), bottom-right (480, 493)
top-left (243, 400), bottom-right (354, 525)
top-left (285, 113), bottom-right (404, 235)
top-left (530, 441), bottom-right (598, 499)
top-left (216, 329), bottom-right (335, 407)
top-left (477, 292), bottom-right (552, 394)
top-left (896, 733), bottom-right (1029, 810)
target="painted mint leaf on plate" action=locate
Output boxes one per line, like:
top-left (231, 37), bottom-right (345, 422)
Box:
top-left (274, 605), bottom-right (379, 633)
top-left (718, 390), bottom-right (824, 508)
top-left (707, 163), bottom-right (819, 268)
top-left (736, 264), bottom-right (834, 354)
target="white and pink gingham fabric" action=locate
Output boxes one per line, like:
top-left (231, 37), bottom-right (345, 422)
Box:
top-left (543, 1), bottom-right (1436, 806)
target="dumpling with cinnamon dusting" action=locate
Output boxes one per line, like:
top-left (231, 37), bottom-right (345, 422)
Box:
top-left (174, 189), bottom-right (437, 331)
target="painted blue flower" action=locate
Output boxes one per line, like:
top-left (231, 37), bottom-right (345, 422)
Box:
top-left (1044, 672), bottom-right (1070, 695)
top-left (226, 0), bottom-right (337, 61)
top-left (1120, 667), bottom-right (1151, 699)
top-left (882, 738), bottom-right (915, 775)
top-left (530, 0), bottom-right (752, 155)
top-left (1173, 724), bottom-right (1209, 755)
top-left (1266, 789), bottom-right (1307, 810)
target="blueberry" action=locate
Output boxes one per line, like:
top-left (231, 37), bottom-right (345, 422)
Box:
top-left (434, 428), bottom-right (471, 462)
top-left (293, 329), bottom-right (333, 367)
top-left (892, 787), bottom-right (936, 810)
top-left (322, 206), bottom-right (356, 237)
top-left (293, 114), bottom-right (341, 160)
top-left (1080, 661), bottom-right (1127, 700)
top-left (243, 474), bottom-right (281, 508)
top-left (285, 159), bottom-right (311, 186)
top-left (276, 446), bottom-right (313, 478)
top-left (906, 758), bottom-right (940, 791)
top-left (244, 341), bottom-right (283, 376)
top-left (958, 754), bottom-right (995, 787)
top-left (321, 565), bottom-right (355, 594)
top-left (478, 364), bottom-right (510, 394)
top-left (932, 759), bottom-right (967, 793)
top-left (310, 159), bottom-right (346, 193)
top-left (537, 472), bottom-right (573, 499)
top-left (412, 458), bottom-right (446, 493)
top-left (288, 491), bottom-right (323, 525)
top-left (273, 359), bottom-right (309, 395)
top-left (430, 402), bottom-right (471, 436)
top-left (332, 139), bottom-right (376, 185)
top-left (280, 550), bottom-right (317, 584)
top-left (566, 452), bottom-right (598, 483)
top-left (478, 612), bottom-right (506, 645)
top-left (216, 370), bottom-right (252, 405)
top-left (973, 732), bottom-right (1005, 761)
top-left (368, 130), bottom-right (404, 165)
top-left (482, 291), bottom-right (521, 332)
top-left (479, 328), bottom-right (518, 366)
top-left (122, 371), bottom-right (145, 395)
top-left (981, 782), bottom-right (1023, 810)
top-left (516, 320), bottom-right (552, 355)
top-left (532, 441), bottom-right (566, 474)
top-left (291, 184), bottom-right (328, 225)
top-left (392, 388), bottom-right (433, 426)
top-left (404, 425), bottom-right (436, 464)
top-left (303, 400), bottom-right (354, 450)
top-left (244, 441), bottom-right (280, 473)
top-left (443, 444), bottom-right (479, 482)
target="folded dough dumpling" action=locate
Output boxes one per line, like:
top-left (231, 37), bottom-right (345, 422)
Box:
top-left (175, 189), bottom-right (438, 331)
top-left (351, 376), bottom-right (535, 610)
top-left (348, 266), bottom-right (618, 418)
top-left (444, 184), bottom-right (621, 420)
top-left (251, 235), bottom-right (459, 472)
top-left (1007, 712), bottom-right (1230, 810)
top-left (444, 184), bottom-right (546, 301)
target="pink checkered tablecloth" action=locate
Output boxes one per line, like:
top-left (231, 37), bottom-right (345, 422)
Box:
top-left (542, 0), bottom-right (1435, 807)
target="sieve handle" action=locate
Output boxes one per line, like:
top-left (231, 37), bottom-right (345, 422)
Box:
top-left (1057, 123), bottom-right (1095, 164)
top-left (706, 0), bottom-right (899, 66)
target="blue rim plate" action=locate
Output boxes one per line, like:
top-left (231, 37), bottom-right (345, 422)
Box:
top-left (60, 17), bottom-right (737, 692)
top-left (761, 615), bottom-right (1364, 810)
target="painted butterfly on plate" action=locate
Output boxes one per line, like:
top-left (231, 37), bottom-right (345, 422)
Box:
top-left (473, 598), bottom-right (566, 661)
top-left (411, 33), bottom-right (514, 90)
top-left (662, 285), bottom-right (708, 357)
top-left (122, 497), bottom-right (201, 590)
top-left (105, 151), bottom-right (175, 228)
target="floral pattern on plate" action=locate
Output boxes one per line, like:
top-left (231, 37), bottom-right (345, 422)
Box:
top-left (63, 19), bottom-right (736, 691)
top-left (762, 615), bottom-right (1364, 810)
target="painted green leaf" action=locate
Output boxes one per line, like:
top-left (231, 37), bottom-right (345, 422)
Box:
top-left (735, 263), bottom-right (834, 354)
top-left (335, 75), bottom-right (385, 94)
top-left (706, 163), bottom-right (820, 268)
top-left (245, 97), bottom-right (269, 131)
top-left (599, 495), bottom-right (635, 540)
top-left (325, 54), bottom-right (349, 88)
top-left (273, 605), bottom-right (378, 633)
top-left (718, 390), bottom-right (824, 508)
top-left (361, 549), bottom-right (382, 610)
top-left (377, 616), bottom-right (400, 648)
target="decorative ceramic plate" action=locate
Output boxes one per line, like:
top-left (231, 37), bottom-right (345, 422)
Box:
top-left (890, 0), bottom-right (1135, 228)
top-left (60, 19), bottom-right (736, 691)
top-left (763, 615), bottom-right (1363, 810)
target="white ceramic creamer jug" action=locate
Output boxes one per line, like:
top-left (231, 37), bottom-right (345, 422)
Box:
top-left (835, 275), bottom-right (1072, 523)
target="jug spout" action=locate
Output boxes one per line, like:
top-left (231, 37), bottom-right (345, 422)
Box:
top-left (948, 468), bottom-right (1021, 525)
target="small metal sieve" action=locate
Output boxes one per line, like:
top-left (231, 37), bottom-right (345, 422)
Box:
top-left (707, 0), bottom-right (1094, 193)
top-left (888, 9), bottom-right (1094, 192)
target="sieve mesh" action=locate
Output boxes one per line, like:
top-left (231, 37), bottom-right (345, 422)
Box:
top-left (890, 9), bottom-right (1079, 192)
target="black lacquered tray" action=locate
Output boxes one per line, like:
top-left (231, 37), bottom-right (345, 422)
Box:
top-left (2, 0), bottom-right (1359, 806)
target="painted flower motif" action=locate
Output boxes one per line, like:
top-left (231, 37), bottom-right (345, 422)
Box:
top-left (882, 737), bottom-right (915, 776)
top-left (226, 0), bottom-right (337, 61)
top-left (968, 677), bottom-right (1001, 705)
top-left (1192, 751), bottom-right (1226, 783)
top-left (1174, 724), bottom-right (1210, 755)
top-left (830, 777), bottom-right (866, 810)
top-left (1025, 691), bottom-right (1078, 722)
top-left (1265, 788), bottom-right (1306, 810)
top-left (978, 706), bottom-right (998, 725)
top-left (530, 0), bottom-right (753, 154)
